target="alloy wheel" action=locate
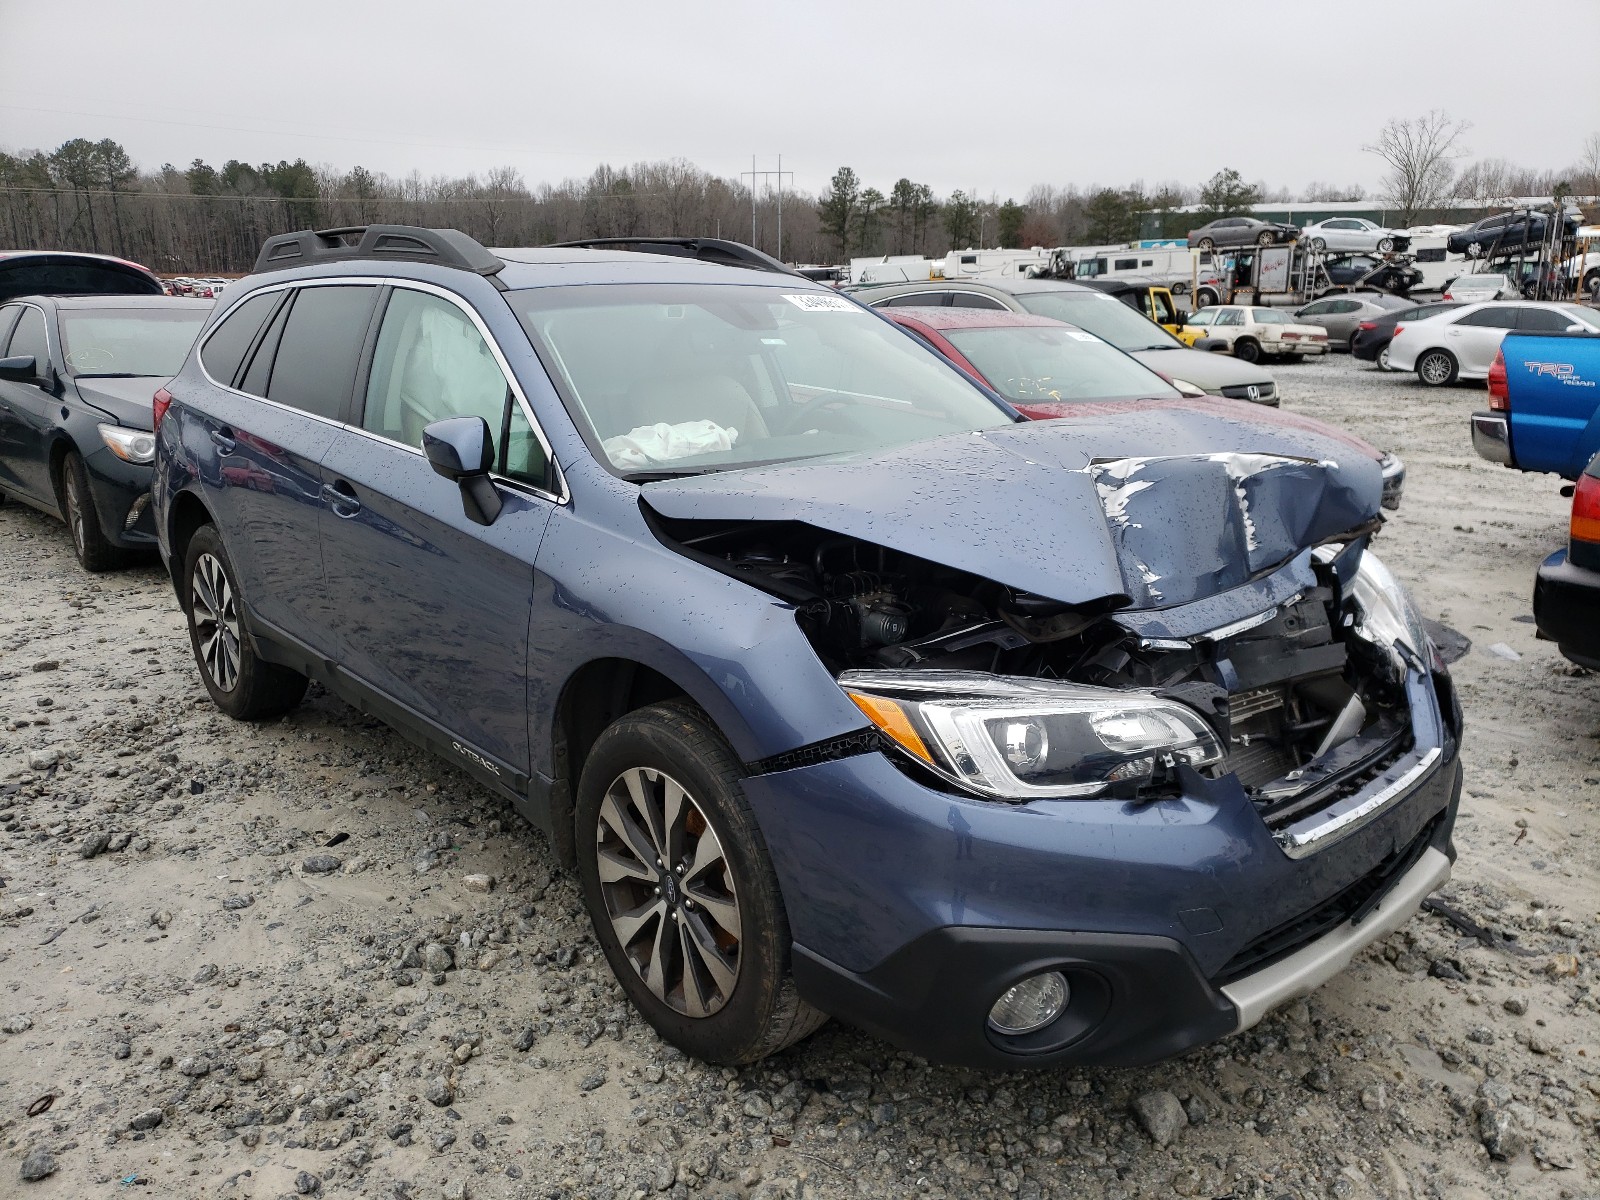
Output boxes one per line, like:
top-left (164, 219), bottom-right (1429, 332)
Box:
top-left (594, 767), bottom-right (742, 1018)
top-left (1419, 353), bottom-right (1452, 385)
top-left (63, 479), bottom-right (86, 554)
top-left (191, 552), bottom-right (241, 692)
top-left (1378, 345), bottom-right (1391, 371)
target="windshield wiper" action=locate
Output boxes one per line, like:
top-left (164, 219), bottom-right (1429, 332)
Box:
top-left (626, 467), bottom-right (716, 482)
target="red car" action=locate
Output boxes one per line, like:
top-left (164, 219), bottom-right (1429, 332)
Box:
top-left (883, 306), bottom-right (1406, 509)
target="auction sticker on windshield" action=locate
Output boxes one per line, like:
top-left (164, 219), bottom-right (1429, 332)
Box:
top-left (784, 293), bottom-right (856, 312)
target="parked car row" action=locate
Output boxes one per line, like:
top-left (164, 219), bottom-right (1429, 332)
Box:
top-left (3, 234), bottom-right (1461, 1074)
top-left (165, 275), bottom-right (230, 299)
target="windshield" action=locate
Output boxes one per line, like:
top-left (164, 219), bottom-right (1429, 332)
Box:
top-left (1012, 290), bottom-right (1182, 351)
top-left (1458, 275), bottom-right (1507, 288)
top-left (58, 309), bottom-right (209, 376)
top-left (509, 284), bottom-right (1014, 476)
top-left (943, 325), bottom-right (1179, 403)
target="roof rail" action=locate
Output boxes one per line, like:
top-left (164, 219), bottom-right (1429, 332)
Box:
top-left (253, 225), bottom-right (504, 278)
top-left (547, 237), bottom-right (798, 276)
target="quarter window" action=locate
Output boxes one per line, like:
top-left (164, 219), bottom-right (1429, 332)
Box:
top-left (0, 304), bottom-right (21, 350)
top-left (201, 291), bottom-right (279, 387)
top-left (1517, 307), bottom-right (1577, 332)
top-left (264, 285), bottom-right (378, 421)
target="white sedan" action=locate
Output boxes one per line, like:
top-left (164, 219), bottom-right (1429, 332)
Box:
top-left (1387, 300), bottom-right (1600, 386)
top-left (1300, 218), bottom-right (1404, 254)
top-left (1184, 305), bottom-right (1331, 363)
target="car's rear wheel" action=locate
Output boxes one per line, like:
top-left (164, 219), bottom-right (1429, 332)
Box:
top-left (182, 525), bottom-right (308, 719)
top-left (59, 451), bottom-right (125, 573)
top-left (575, 700), bottom-right (827, 1065)
top-left (1234, 337), bottom-right (1262, 364)
top-left (1416, 349), bottom-right (1458, 387)
top-left (1196, 238), bottom-right (1215, 252)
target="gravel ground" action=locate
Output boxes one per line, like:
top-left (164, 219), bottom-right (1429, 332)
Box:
top-left (2, 353), bottom-right (1597, 1200)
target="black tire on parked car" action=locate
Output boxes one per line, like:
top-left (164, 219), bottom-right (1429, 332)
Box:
top-left (59, 450), bottom-right (126, 573)
top-left (182, 524), bottom-right (308, 719)
top-left (1415, 349), bottom-right (1458, 387)
top-left (575, 700), bottom-right (828, 1065)
top-left (1348, 331), bottom-right (1361, 353)
top-left (1234, 337), bottom-right (1263, 363)
top-left (1377, 344), bottom-right (1392, 371)
top-left (1196, 238), bottom-right (1215, 252)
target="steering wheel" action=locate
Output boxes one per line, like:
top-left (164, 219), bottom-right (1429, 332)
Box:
top-left (65, 347), bottom-right (114, 372)
top-left (773, 394), bottom-right (850, 435)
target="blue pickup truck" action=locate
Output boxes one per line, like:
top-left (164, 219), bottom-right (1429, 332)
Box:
top-left (1472, 324), bottom-right (1600, 478)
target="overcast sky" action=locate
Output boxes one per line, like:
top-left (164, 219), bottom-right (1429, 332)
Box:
top-left (4, 0), bottom-right (1597, 199)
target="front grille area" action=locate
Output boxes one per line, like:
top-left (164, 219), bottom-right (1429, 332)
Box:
top-left (1213, 813), bottom-right (1441, 986)
top-left (1221, 381), bottom-right (1277, 402)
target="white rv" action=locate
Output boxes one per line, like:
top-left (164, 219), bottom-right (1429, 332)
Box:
top-left (1070, 245), bottom-right (1219, 294)
top-left (849, 255), bottom-right (939, 285)
top-left (938, 247), bottom-right (1052, 279)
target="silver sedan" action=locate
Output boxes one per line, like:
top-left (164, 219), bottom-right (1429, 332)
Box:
top-left (1300, 218), bottom-right (1404, 254)
top-left (1293, 292), bottom-right (1412, 350)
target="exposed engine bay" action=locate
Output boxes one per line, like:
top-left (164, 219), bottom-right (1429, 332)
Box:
top-left (652, 515), bottom-right (1413, 814)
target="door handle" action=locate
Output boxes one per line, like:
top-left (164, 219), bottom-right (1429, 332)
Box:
top-left (321, 481), bottom-right (362, 517)
top-left (208, 426), bottom-right (236, 453)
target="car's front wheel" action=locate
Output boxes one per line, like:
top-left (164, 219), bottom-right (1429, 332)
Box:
top-left (1377, 237), bottom-right (1395, 253)
top-left (1415, 349), bottom-right (1458, 387)
top-left (576, 701), bottom-right (827, 1065)
top-left (1256, 231), bottom-right (1275, 247)
top-left (59, 451), bottom-right (126, 573)
top-left (1377, 344), bottom-right (1392, 371)
top-left (182, 525), bottom-right (308, 719)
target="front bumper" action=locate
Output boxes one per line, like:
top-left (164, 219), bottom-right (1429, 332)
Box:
top-left (83, 444), bottom-right (157, 548)
top-left (1471, 412), bottom-right (1512, 466)
top-left (746, 667), bottom-right (1462, 1068)
top-left (1534, 547), bottom-right (1600, 669)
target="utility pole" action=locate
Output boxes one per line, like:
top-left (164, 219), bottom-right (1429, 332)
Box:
top-left (741, 156), bottom-right (795, 260)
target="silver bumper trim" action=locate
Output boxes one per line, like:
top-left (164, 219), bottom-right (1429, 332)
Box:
top-left (1275, 746), bottom-right (1442, 859)
top-left (1223, 846), bottom-right (1450, 1031)
top-left (1471, 412), bottom-right (1512, 465)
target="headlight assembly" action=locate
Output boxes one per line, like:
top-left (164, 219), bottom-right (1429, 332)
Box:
top-left (1346, 550), bottom-right (1429, 668)
top-left (98, 424), bottom-right (156, 465)
top-left (839, 670), bottom-right (1224, 802)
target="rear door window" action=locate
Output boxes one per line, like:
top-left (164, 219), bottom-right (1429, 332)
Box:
top-left (1517, 307), bottom-right (1577, 332)
top-left (264, 286), bottom-right (378, 421)
top-left (1455, 308), bottom-right (1519, 329)
top-left (200, 291), bottom-right (280, 387)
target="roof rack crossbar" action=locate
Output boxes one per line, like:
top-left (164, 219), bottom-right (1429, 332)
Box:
top-left (252, 225), bottom-right (504, 278)
top-left (546, 237), bottom-right (798, 277)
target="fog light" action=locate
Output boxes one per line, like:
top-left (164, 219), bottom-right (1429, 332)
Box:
top-left (986, 971), bottom-right (1069, 1036)
top-left (123, 495), bottom-right (150, 531)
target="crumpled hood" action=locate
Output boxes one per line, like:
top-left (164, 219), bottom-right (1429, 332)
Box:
top-left (642, 407), bottom-right (1382, 611)
top-left (73, 377), bottom-right (162, 430)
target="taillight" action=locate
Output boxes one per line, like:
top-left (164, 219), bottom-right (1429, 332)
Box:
top-left (153, 387), bottom-right (173, 431)
top-left (1487, 351), bottom-right (1509, 411)
top-left (1442, 292), bottom-right (1453, 300)
top-left (1392, 325), bottom-right (1404, 338)
top-left (1357, 321), bottom-right (1377, 331)
top-left (1573, 472), bottom-right (1600, 545)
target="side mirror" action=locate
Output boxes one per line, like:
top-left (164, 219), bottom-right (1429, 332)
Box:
top-left (0, 354), bottom-right (37, 383)
top-left (422, 416), bottom-right (502, 527)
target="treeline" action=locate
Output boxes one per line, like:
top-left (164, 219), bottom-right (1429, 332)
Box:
top-left (2, 132), bottom-right (1596, 272)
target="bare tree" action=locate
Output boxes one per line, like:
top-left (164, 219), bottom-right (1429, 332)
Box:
top-left (1364, 111), bottom-right (1470, 225)
top-left (1576, 131), bottom-right (1600, 201)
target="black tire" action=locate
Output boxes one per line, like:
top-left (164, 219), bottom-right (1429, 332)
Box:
top-left (1234, 337), bottom-right (1262, 364)
top-left (1196, 238), bottom-right (1215, 253)
top-left (59, 450), bottom-right (126, 573)
top-left (1415, 349), bottom-right (1458, 387)
top-left (1171, 281), bottom-right (1188, 296)
top-left (1197, 287), bottom-right (1219, 306)
top-left (1378, 344), bottom-right (1392, 371)
top-left (1309, 236), bottom-right (1326, 252)
top-left (182, 524), bottom-right (308, 719)
top-left (1256, 231), bottom-right (1275, 247)
top-left (575, 700), bottom-right (827, 1065)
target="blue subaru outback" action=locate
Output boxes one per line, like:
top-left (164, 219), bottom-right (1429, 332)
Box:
top-left (152, 226), bottom-right (1462, 1068)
